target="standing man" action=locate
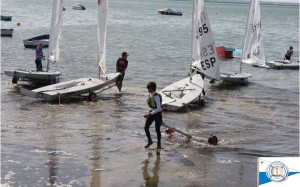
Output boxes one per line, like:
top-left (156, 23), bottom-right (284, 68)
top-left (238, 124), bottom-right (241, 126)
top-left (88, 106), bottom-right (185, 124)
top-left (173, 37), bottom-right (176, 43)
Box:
top-left (116, 52), bottom-right (129, 92)
top-left (284, 46), bottom-right (293, 60)
top-left (144, 82), bottom-right (162, 149)
top-left (35, 42), bottom-right (45, 71)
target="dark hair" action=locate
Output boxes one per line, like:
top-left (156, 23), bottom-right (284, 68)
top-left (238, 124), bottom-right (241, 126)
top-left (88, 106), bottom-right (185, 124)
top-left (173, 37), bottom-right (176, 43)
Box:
top-left (122, 52), bottom-right (128, 57)
top-left (147, 82), bottom-right (156, 91)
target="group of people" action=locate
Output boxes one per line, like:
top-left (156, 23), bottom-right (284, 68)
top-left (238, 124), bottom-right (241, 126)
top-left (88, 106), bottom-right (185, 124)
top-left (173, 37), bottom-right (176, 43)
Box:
top-left (34, 42), bottom-right (296, 150)
top-left (35, 44), bottom-right (162, 150)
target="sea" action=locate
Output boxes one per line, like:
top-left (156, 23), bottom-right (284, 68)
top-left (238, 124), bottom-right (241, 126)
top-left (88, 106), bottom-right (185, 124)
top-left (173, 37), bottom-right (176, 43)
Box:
top-left (1, 0), bottom-right (299, 186)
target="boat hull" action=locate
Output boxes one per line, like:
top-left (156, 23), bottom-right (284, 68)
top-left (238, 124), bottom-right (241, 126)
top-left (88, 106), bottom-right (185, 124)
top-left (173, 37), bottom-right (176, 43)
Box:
top-left (216, 46), bottom-right (242, 58)
top-left (158, 8), bottom-right (182, 16)
top-left (1, 29), bottom-right (14, 37)
top-left (159, 74), bottom-right (204, 111)
top-left (4, 69), bottom-right (61, 84)
top-left (23, 34), bottom-right (50, 48)
top-left (1, 15), bottom-right (12, 21)
top-left (267, 60), bottom-right (299, 70)
top-left (220, 72), bottom-right (251, 84)
top-left (21, 73), bottom-right (120, 100)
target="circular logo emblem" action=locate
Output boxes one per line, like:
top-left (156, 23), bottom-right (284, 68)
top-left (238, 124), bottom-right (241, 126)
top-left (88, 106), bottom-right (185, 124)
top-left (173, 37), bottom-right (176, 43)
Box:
top-left (266, 161), bottom-right (289, 182)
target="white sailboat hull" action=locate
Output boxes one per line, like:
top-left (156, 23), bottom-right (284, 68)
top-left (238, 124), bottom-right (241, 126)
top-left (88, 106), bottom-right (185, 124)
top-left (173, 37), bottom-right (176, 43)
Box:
top-left (4, 69), bottom-right (60, 83)
top-left (159, 74), bottom-right (204, 111)
top-left (20, 73), bottom-right (120, 100)
top-left (220, 72), bottom-right (251, 84)
top-left (267, 60), bottom-right (299, 70)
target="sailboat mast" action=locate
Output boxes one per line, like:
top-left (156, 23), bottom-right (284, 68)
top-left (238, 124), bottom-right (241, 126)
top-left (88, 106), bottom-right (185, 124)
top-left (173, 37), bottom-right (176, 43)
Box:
top-left (189, 0), bottom-right (196, 81)
top-left (46, 0), bottom-right (64, 72)
top-left (240, 0), bottom-right (253, 74)
top-left (97, 0), bottom-right (108, 77)
top-left (46, 58), bottom-right (50, 72)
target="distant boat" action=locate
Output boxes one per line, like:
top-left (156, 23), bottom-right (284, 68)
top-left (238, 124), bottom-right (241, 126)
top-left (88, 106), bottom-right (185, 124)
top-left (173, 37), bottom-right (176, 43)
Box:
top-left (72, 3), bottom-right (85, 10)
top-left (23, 34), bottom-right (50, 48)
top-left (216, 46), bottom-right (242, 58)
top-left (1, 29), bottom-right (14, 37)
top-left (1, 15), bottom-right (12, 21)
top-left (4, 0), bottom-right (64, 85)
top-left (266, 60), bottom-right (299, 70)
top-left (158, 8), bottom-right (182, 16)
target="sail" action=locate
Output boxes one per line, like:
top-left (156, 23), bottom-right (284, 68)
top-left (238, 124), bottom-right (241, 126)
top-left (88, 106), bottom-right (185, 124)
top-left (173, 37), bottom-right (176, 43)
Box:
top-left (192, 0), bottom-right (220, 80)
top-left (48, 0), bottom-right (64, 64)
top-left (97, 0), bottom-right (108, 75)
top-left (241, 0), bottom-right (265, 66)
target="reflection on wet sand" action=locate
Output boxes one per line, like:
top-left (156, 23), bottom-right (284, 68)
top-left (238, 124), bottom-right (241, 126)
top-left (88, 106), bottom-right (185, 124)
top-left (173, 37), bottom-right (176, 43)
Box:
top-left (89, 130), bottom-right (103, 186)
top-left (45, 119), bottom-right (59, 186)
top-left (47, 150), bottom-right (59, 185)
top-left (142, 152), bottom-right (161, 187)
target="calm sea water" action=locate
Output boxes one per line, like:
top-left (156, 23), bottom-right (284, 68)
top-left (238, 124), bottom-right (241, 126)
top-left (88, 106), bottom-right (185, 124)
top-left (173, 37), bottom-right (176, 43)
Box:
top-left (1, 0), bottom-right (299, 186)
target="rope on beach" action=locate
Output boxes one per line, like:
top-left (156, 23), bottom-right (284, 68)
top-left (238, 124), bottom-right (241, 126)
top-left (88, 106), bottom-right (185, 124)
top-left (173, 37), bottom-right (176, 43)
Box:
top-left (184, 103), bottom-right (202, 117)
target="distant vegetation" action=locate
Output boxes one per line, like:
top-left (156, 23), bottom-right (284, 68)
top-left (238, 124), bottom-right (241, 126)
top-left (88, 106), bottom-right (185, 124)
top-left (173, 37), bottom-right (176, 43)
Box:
top-left (205, 0), bottom-right (299, 6)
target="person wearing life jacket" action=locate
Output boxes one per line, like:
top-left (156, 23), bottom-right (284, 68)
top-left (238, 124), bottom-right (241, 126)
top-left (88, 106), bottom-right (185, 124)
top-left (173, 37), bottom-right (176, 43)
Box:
top-left (284, 46), bottom-right (293, 60)
top-left (144, 82), bottom-right (162, 149)
top-left (116, 52), bottom-right (129, 92)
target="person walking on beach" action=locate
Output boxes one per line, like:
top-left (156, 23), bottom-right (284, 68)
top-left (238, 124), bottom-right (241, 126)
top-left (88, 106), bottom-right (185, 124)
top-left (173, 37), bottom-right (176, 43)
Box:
top-left (144, 82), bottom-right (162, 149)
top-left (35, 42), bottom-right (45, 71)
top-left (116, 52), bottom-right (129, 92)
top-left (284, 46), bottom-right (293, 60)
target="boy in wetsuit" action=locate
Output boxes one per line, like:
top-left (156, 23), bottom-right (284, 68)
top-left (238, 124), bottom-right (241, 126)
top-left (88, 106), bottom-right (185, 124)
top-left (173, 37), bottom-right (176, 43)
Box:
top-left (144, 82), bottom-right (162, 149)
top-left (284, 46), bottom-right (293, 60)
top-left (116, 52), bottom-right (129, 92)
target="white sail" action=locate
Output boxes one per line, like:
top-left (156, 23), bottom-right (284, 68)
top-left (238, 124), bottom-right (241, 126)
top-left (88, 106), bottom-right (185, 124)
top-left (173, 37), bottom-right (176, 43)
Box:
top-left (192, 0), bottom-right (220, 80)
top-left (97, 0), bottom-right (108, 75)
top-left (47, 0), bottom-right (64, 65)
top-left (241, 0), bottom-right (265, 66)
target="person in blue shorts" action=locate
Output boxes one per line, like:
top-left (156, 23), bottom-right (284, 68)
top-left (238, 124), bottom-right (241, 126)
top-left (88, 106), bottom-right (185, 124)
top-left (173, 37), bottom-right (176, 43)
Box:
top-left (35, 42), bottom-right (45, 71)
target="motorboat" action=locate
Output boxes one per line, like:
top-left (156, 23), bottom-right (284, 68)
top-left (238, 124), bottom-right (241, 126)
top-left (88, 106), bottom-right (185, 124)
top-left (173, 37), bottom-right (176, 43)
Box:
top-left (72, 3), bottom-right (86, 10)
top-left (1, 15), bottom-right (12, 21)
top-left (23, 34), bottom-right (49, 48)
top-left (158, 8), bottom-right (182, 16)
top-left (1, 29), bottom-right (13, 37)
top-left (216, 46), bottom-right (242, 58)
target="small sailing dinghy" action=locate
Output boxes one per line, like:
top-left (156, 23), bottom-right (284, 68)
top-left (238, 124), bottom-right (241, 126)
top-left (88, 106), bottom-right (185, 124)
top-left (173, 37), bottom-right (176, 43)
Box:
top-left (23, 34), bottom-right (50, 48)
top-left (159, 0), bottom-right (218, 111)
top-left (193, 0), bottom-right (266, 84)
top-left (21, 0), bottom-right (120, 101)
top-left (4, 0), bottom-right (64, 84)
top-left (221, 0), bottom-right (267, 83)
top-left (190, 0), bottom-right (221, 82)
top-left (1, 28), bottom-right (14, 37)
top-left (266, 60), bottom-right (299, 70)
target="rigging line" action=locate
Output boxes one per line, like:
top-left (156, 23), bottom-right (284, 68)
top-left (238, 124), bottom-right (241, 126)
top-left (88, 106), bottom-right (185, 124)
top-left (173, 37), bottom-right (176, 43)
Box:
top-left (257, 67), bottom-right (270, 80)
top-left (183, 103), bottom-right (202, 117)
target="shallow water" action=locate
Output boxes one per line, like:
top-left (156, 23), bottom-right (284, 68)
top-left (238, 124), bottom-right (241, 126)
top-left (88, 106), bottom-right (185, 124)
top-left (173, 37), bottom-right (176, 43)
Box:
top-left (1, 0), bottom-right (299, 186)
